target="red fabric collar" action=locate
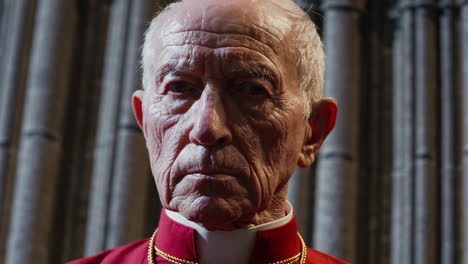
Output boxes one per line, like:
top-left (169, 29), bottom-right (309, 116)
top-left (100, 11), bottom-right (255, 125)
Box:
top-left (155, 210), bottom-right (301, 264)
top-left (155, 210), bottom-right (198, 262)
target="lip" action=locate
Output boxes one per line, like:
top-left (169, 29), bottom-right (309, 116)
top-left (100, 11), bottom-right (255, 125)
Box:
top-left (182, 169), bottom-right (238, 178)
top-left (176, 167), bottom-right (245, 182)
top-left (186, 172), bottom-right (235, 178)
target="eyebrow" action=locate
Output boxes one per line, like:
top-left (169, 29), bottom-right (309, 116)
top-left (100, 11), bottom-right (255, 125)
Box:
top-left (156, 64), bottom-right (174, 78)
top-left (230, 66), bottom-right (279, 86)
top-left (155, 63), bottom-right (279, 88)
top-left (155, 63), bottom-right (196, 82)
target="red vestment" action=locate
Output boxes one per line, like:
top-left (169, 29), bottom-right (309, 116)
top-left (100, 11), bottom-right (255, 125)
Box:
top-left (67, 210), bottom-right (349, 264)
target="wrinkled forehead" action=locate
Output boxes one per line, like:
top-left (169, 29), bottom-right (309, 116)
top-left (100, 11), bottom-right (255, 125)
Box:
top-left (155, 0), bottom-right (296, 58)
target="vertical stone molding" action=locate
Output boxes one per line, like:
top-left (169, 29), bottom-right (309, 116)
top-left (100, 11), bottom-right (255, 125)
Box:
top-left (391, 6), bottom-right (414, 264)
top-left (413, 2), bottom-right (438, 264)
top-left (105, 0), bottom-right (153, 249)
top-left (83, 0), bottom-right (131, 256)
top-left (461, 1), bottom-right (468, 264)
top-left (313, 1), bottom-right (365, 262)
top-left (0, 0), bottom-right (36, 261)
top-left (439, 2), bottom-right (460, 264)
top-left (3, 0), bottom-right (76, 263)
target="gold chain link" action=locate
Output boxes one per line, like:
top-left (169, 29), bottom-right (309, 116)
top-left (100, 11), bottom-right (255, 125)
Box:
top-left (147, 228), bottom-right (307, 264)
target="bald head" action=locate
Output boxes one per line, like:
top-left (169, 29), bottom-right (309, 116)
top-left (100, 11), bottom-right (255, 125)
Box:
top-left (141, 0), bottom-right (324, 115)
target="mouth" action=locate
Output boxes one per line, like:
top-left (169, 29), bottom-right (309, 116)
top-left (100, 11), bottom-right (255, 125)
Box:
top-left (182, 174), bottom-right (237, 186)
top-left (171, 145), bottom-right (250, 185)
top-left (174, 167), bottom-right (246, 185)
top-left (183, 170), bottom-right (238, 178)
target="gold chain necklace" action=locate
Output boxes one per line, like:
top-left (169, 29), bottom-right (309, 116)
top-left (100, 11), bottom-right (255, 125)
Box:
top-left (147, 228), bottom-right (307, 264)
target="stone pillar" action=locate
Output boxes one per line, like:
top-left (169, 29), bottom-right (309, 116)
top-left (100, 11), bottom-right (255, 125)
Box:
top-left (83, 0), bottom-right (132, 255)
top-left (60, 1), bottom-right (112, 261)
top-left (105, 0), bottom-right (153, 248)
top-left (392, 2), bottom-right (441, 264)
top-left (4, 0), bottom-right (76, 263)
top-left (461, 1), bottom-right (468, 263)
top-left (391, 2), bottom-right (414, 264)
top-left (439, 1), bottom-right (460, 264)
top-left (413, 2), bottom-right (439, 264)
top-left (0, 0), bottom-right (36, 261)
top-left (364, 2), bottom-right (394, 263)
top-left (84, 0), bottom-right (154, 255)
top-left (313, 0), bottom-right (365, 262)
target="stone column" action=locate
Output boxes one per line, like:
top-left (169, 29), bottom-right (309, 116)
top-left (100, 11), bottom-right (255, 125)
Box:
top-left (391, 2), bottom-right (414, 264)
top-left (105, 0), bottom-right (153, 248)
top-left (364, 2), bottom-right (394, 263)
top-left (83, 0), bottom-right (132, 255)
top-left (413, 2), bottom-right (439, 264)
top-left (0, 0), bottom-right (36, 261)
top-left (461, 1), bottom-right (468, 263)
top-left (439, 1), bottom-right (460, 264)
top-left (60, 1), bottom-right (112, 261)
top-left (313, 0), bottom-right (365, 262)
top-left (4, 0), bottom-right (76, 263)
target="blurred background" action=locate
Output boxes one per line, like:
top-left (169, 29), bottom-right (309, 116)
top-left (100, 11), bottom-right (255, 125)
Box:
top-left (0, 0), bottom-right (465, 263)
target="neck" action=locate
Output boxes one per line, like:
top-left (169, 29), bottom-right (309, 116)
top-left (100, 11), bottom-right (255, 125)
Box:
top-left (165, 201), bottom-right (294, 264)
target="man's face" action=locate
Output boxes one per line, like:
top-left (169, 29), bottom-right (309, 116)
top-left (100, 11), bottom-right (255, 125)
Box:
top-left (135, 0), bottom-right (319, 230)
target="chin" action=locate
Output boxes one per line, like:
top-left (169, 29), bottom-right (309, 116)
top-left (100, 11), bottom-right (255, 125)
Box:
top-left (177, 195), bottom-right (254, 231)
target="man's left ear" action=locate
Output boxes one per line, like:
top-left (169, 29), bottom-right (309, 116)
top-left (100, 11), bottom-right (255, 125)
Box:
top-left (297, 98), bottom-right (338, 168)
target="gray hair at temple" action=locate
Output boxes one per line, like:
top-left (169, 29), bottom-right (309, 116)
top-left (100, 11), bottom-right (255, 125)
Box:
top-left (141, 0), bottom-right (325, 116)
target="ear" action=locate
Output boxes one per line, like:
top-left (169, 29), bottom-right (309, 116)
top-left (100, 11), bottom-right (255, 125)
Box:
top-left (297, 98), bottom-right (338, 168)
top-left (132, 90), bottom-right (145, 130)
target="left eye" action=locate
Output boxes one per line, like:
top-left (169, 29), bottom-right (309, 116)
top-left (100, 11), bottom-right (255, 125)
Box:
top-left (238, 83), bottom-right (268, 97)
top-left (167, 81), bottom-right (196, 94)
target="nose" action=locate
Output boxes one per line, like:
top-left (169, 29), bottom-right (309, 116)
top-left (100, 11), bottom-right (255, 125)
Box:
top-left (189, 88), bottom-right (232, 146)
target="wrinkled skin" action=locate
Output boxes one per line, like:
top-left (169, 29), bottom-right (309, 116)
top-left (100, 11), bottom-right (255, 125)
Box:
top-left (133, 0), bottom-right (337, 230)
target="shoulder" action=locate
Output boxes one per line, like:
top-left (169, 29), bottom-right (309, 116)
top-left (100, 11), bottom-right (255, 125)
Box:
top-left (66, 238), bottom-right (150, 264)
top-left (306, 247), bottom-right (350, 264)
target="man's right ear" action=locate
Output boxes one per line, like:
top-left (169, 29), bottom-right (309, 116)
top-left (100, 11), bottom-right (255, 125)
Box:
top-left (132, 90), bottom-right (145, 130)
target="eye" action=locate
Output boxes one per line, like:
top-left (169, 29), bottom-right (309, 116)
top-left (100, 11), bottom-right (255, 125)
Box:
top-left (238, 82), bottom-right (269, 97)
top-left (167, 81), bottom-right (197, 94)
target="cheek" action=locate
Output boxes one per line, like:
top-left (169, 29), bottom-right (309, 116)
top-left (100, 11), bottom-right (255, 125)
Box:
top-left (230, 116), bottom-right (287, 203)
top-left (144, 111), bottom-right (190, 196)
top-left (144, 120), bottom-right (161, 162)
top-left (267, 102), bottom-right (306, 157)
top-left (144, 98), bottom-right (186, 166)
top-left (249, 114), bottom-right (290, 164)
top-left (244, 108), bottom-right (304, 179)
top-left (144, 116), bottom-right (166, 182)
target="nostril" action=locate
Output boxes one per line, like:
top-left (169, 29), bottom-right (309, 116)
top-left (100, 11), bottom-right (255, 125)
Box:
top-left (215, 128), bottom-right (232, 146)
top-left (189, 120), bottom-right (232, 146)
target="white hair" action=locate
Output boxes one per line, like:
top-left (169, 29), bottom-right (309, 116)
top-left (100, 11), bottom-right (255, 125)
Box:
top-left (141, 0), bottom-right (325, 117)
top-left (141, 1), bottom-right (182, 92)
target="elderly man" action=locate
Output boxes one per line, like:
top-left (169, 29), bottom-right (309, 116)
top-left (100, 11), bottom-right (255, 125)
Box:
top-left (69, 0), bottom-right (346, 263)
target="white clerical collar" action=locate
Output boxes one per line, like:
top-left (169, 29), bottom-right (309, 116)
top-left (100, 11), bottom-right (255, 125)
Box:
top-left (165, 201), bottom-right (294, 264)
